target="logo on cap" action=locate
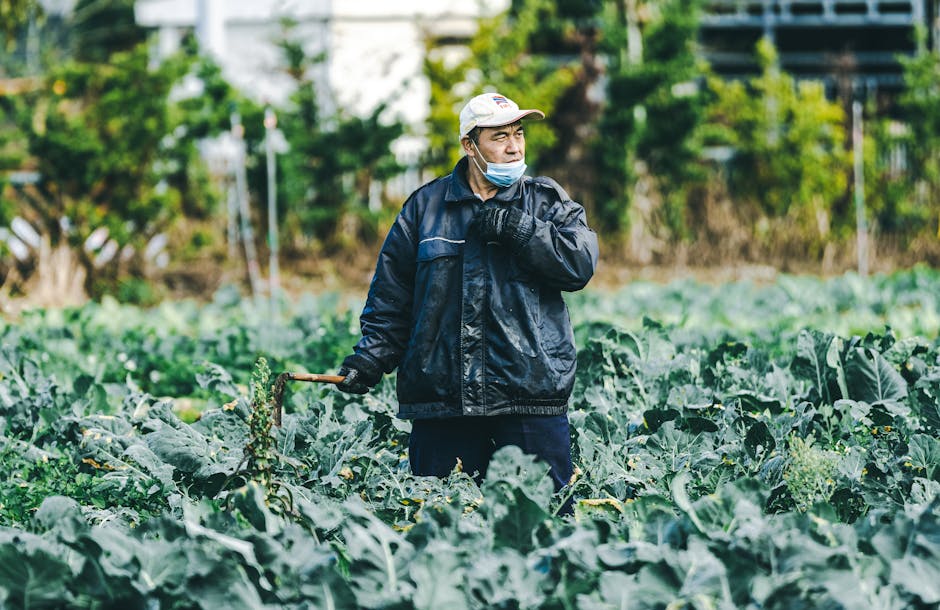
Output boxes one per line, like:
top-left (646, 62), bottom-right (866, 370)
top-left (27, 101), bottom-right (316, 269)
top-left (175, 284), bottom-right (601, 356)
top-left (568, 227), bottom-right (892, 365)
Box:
top-left (491, 95), bottom-right (510, 108)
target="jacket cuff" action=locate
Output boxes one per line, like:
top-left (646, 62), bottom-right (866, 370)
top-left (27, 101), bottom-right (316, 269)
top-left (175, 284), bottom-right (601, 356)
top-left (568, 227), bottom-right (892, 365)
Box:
top-left (507, 210), bottom-right (535, 252)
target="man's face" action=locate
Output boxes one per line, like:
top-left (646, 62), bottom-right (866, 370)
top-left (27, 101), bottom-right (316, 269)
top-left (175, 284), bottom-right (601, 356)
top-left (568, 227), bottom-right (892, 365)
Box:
top-left (465, 121), bottom-right (526, 165)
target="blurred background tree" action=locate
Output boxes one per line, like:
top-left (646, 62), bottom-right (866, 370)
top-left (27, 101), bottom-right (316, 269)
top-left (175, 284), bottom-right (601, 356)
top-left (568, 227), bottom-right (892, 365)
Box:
top-left (897, 29), bottom-right (940, 236)
top-left (0, 3), bottom-right (261, 301)
top-left (16, 44), bottom-right (193, 297)
top-left (71, 0), bottom-right (144, 62)
top-left (592, 0), bottom-right (705, 239)
top-left (0, 0), bottom-right (39, 41)
top-left (275, 19), bottom-right (404, 252)
top-left (703, 39), bottom-right (848, 258)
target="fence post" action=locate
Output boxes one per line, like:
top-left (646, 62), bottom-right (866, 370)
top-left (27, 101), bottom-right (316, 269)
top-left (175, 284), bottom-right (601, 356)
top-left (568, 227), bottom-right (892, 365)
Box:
top-left (852, 100), bottom-right (869, 276)
top-left (264, 107), bottom-right (279, 298)
top-left (230, 112), bottom-right (263, 299)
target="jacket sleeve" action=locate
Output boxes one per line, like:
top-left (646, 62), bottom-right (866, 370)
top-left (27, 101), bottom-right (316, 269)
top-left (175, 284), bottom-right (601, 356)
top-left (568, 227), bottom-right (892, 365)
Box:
top-left (514, 178), bottom-right (599, 291)
top-left (351, 200), bottom-right (418, 374)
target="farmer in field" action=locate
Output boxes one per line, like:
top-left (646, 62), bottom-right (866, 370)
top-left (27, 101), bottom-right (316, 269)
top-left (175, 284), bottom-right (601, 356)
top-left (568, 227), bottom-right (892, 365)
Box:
top-left (336, 92), bottom-right (598, 497)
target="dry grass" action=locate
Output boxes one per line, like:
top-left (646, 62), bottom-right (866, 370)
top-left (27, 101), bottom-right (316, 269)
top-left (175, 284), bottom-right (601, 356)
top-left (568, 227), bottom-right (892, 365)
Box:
top-left (2, 238), bottom-right (87, 315)
top-left (2, 215), bottom-right (937, 314)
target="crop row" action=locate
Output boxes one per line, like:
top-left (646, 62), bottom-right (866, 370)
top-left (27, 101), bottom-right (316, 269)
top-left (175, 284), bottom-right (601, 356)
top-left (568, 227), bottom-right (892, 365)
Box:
top-left (0, 270), bottom-right (938, 608)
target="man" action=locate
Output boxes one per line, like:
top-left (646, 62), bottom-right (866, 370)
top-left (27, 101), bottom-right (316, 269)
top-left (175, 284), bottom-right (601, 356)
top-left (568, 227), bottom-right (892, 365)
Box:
top-left (336, 92), bottom-right (598, 496)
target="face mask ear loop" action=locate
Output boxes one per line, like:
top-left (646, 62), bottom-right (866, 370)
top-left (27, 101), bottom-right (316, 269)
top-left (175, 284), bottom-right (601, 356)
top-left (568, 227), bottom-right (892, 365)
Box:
top-left (470, 140), bottom-right (490, 174)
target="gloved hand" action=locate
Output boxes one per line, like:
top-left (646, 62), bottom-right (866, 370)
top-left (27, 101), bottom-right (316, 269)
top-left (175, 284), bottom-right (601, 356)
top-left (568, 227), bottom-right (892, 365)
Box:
top-left (337, 353), bottom-right (383, 395)
top-left (474, 205), bottom-right (535, 250)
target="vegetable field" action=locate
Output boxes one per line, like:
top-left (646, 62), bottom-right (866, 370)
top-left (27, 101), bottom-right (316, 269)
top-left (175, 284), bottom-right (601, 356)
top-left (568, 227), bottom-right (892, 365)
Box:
top-left (2, 269), bottom-right (940, 609)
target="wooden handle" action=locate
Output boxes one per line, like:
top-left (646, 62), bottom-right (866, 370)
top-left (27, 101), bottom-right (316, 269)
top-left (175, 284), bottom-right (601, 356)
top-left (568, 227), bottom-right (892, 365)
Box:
top-left (272, 372), bottom-right (347, 428)
top-left (287, 373), bottom-right (346, 384)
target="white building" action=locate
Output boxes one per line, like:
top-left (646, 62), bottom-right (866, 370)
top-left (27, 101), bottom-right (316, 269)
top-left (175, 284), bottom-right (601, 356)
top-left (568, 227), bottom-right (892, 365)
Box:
top-left (134, 0), bottom-right (508, 158)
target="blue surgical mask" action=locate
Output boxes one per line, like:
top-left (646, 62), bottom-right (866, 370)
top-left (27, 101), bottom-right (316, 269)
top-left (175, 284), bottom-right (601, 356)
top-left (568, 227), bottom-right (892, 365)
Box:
top-left (471, 142), bottom-right (527, 188)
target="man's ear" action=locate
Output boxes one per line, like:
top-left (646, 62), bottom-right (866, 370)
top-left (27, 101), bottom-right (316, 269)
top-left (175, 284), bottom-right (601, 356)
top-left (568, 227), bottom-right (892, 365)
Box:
top-left (461, 136), bottom-right (474, 156)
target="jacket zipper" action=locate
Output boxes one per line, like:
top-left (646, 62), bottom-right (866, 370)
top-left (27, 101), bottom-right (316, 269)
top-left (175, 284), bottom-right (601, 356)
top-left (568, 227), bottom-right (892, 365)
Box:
top-left (481, 231), bottom-right (489, 414)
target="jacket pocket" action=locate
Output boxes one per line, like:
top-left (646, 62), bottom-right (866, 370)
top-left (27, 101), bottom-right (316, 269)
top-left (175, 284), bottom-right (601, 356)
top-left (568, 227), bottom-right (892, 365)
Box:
top-left (411, 236), bottom-right (462, 352)
top-left (414, 238), bottom-right (463, 318)
top-left (417, 237), bottom-right (464, 262)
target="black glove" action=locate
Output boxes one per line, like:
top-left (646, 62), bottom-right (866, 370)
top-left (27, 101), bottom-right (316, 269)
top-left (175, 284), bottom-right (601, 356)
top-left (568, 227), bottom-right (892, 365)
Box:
top-left (337, 353), bottom-right (383, 395)
top-left (475, 206), bottom-right (535, 249)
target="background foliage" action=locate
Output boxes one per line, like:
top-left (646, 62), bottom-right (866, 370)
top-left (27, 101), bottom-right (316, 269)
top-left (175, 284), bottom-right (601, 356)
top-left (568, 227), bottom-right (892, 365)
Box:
top-left (276, 20), bottom-right (403, 249)
top-left (703, 39), bottom-right (849, 250)
top-left (592, 0), bottom-right (705, 236)
top-left (895, 28), bottom-right (940, 234)
top-left (0, 0), bottom-right (938, 300)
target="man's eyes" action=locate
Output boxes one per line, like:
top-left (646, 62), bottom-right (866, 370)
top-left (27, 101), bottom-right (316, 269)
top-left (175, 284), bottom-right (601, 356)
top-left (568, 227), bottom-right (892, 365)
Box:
top-left (492, 131), bottom-right (524, 141)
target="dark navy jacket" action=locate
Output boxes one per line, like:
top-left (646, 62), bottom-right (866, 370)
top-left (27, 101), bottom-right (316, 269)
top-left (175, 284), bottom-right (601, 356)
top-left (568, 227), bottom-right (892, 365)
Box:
top-left (351, 157), bottom-right (599, 419)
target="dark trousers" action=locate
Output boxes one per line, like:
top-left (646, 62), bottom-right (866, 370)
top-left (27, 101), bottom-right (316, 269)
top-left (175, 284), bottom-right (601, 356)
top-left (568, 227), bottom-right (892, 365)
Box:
top-left (409, 414), bottom-right (573, 495)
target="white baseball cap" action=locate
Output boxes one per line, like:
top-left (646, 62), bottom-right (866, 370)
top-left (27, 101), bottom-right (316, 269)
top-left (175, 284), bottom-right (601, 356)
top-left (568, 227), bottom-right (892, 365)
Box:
top-left (458, 92), bottom-right (545, 139)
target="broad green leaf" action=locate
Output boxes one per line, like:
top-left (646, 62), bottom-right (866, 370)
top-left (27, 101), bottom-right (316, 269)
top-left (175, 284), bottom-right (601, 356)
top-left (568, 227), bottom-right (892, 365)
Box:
top-left (0, 535), bottom-right (75, 607)
top-left (341, 501), bottom-right (415, 608)
top-left (676, 538), bottom-right (731, 604)
top-left (490, 490), bottom-right (550, 552)
top-left (844, 347), bottom-right (908, 404)
top-left (481, 447), bottom-right (552, 552)
top-left (596, 540), bottom-right (664, 570)
top-left (793, 329), bottom-right (836, 403)
top-left (642, 408), bottom-right (679, 433)
top-left (634, 560), bottom-right (685, 606)
top-left (909, 479), bottom-right (940, 506)
top-left (33, 495), bottom-right (84, 535)
top-left (83, 527), bottom-right (138, 586)
top-left (733, 391), bottom-right (786, 415)
top-left (228, 482), bottom-right (273, 534)
top-left (185, 563), bottom-right (267, 610)
top-left (912, 370), bottom-right (940, 433)
top-left (409, 540), bottom-right (468, 610)
top-left (890, 556), bottom-right (940, 604)
top-left (195, 362), bottom-right (242, 399)
top-left (821, 569), bottom-right (905, 610)
top-left (132, 539), bottom-right (190, 595)
top-left (906, 434), bottom-right (940, 480)
top-left (744, 421), bottom-right (775, 459)
top-left (466, 548), bottom-right (545, 609)
top-left (589, 571), bottom-right (637, 609)
top-left (482, 445), bottom-right (554, 509)
top-left (121, 443), bottom-right (177, 488)
top-left (144, 420), bottom-right (213, 474)
top-left (667, 384), bottom-right (713, 410)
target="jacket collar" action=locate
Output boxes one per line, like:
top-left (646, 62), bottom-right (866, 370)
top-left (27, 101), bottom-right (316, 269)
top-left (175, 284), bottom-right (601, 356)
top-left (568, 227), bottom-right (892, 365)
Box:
top-left (444, 157), bottom-right (524, 204)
